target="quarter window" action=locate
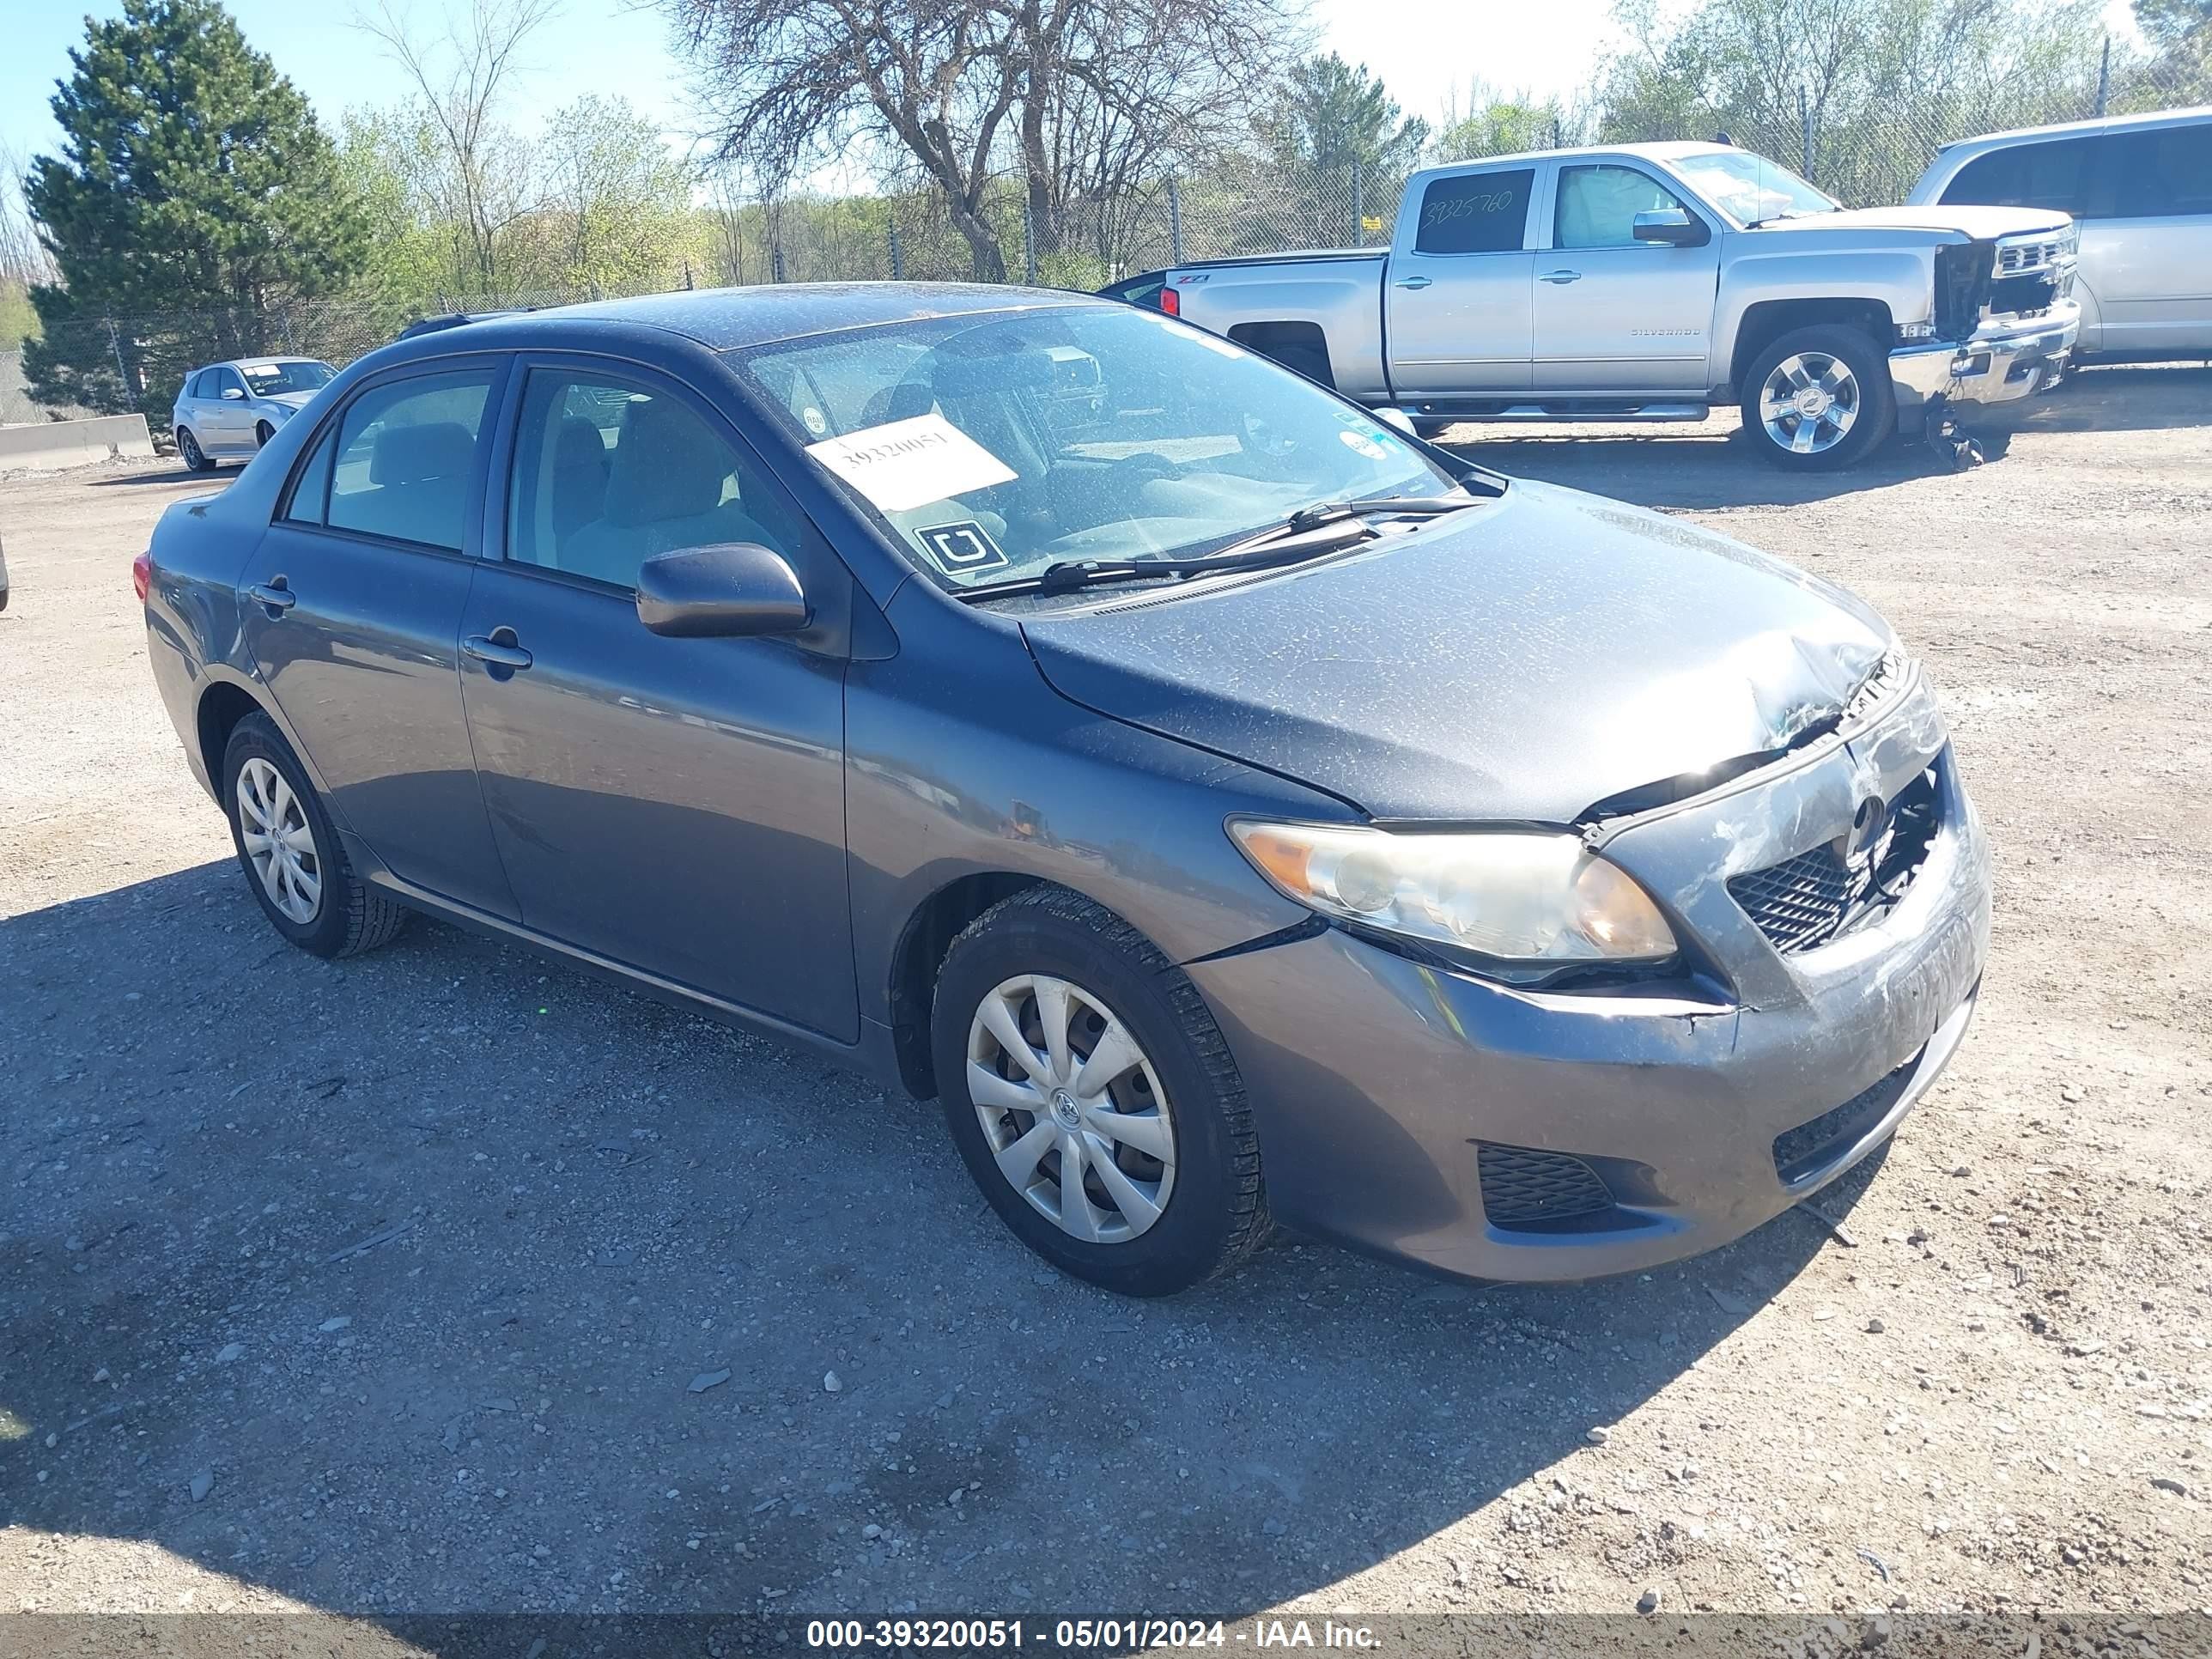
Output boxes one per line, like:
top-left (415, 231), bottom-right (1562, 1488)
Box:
top-left (1940, 137), bottom-right (2097, 216)
top-left (1553, 165), bottom-right (1694, 249)
top-left (503, 370), bottom-right (804, 592)
top-left (305, 369), bottom-right (494, 550)
top-left (1413, 168), bottom-right (1535, 255)
top-left (2105, 124), bottom-right (2212, 219)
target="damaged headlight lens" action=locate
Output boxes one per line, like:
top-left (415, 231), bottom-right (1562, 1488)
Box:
top-left (1227, 821), bottom-right (1678, 970)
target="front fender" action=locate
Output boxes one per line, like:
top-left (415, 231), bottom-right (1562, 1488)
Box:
top-left (1716, 246), bottom-right (1933, 376)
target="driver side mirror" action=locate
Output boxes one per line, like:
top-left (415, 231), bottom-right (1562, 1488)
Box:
top-left (636, 543), bottom-right (811, 639)
top-left (1632, 208), bottom-right (1709, 246)
top-left (220, 386), bottom-right (246, 400)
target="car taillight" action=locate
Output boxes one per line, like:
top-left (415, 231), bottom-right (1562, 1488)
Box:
top-left (1159, 283), bottom-right (1179, 316)
top-left (133, 551), bottom-right (152, 603)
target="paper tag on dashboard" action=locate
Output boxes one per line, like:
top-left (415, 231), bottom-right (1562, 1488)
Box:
top-left (805, 413), bottom-right (1017, 514)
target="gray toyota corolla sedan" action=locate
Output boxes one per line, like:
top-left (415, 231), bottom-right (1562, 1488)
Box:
top-left (140, 284), bottom-right (1989, 1296)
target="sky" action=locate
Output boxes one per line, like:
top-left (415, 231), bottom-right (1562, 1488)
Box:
top-left (2, 0), bottom-right (1632, 184)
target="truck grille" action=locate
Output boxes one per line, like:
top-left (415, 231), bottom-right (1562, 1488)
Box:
top-left (1478, 1143), bottom-right (1615, 1227)
top-left (1996, 238), bottom-right (2066, 275)
top-left (1729, 765), bottom-right (1942, 955)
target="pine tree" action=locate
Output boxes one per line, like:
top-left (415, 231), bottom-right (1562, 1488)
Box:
top-left (23, 0), bottom-right (368, 415)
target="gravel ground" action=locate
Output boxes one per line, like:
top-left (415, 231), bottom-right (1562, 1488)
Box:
top-left (3, 367), bottom-right (2209, 1638)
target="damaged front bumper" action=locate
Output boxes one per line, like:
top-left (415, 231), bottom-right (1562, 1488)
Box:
top-left (1186, 663), bottom-right (1990, 1284)
top-left (1889, 301), bottom-right (2078, 416)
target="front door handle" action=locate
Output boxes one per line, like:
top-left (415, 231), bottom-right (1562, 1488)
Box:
top-left (1540, 269), bottom-right (1583, 284)
top-left (461, 629), bottom-right (533, 671)
top-left (1395, 276), bottom-right (1433, 290)
top-left (246, 578), bottom-right (295, 613)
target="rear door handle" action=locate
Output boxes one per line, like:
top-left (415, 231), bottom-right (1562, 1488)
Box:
top-left (461, 629), bottom-right (533, 671)
top-left (1540, 269), bottom-right (1583, 284)
top-left (246, 578), bottom-right (295, 612)
top-left (1395, 276), bottom-right (1433, 290)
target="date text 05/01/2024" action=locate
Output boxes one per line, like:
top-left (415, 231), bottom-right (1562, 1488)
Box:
top-left (805, 1619), bottom-right (1382, 1650)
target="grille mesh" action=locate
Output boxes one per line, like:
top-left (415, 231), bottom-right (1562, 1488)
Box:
top-left (1771, 1052), bottom-right (1922, 1184)
top-left (1729, 766), bottom-right (1941, 956)
top-left (1478, 1143), bottom-right (1615, 1227)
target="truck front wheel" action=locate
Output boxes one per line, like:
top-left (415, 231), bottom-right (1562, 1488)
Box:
top-left (1740, 325), bottom-right (1895, 471)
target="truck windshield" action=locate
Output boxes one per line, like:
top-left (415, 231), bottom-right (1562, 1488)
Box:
top-left (732, 304), bottom-right (1456, 592)
top-left (1672, 151), bottom-right (1838, 226)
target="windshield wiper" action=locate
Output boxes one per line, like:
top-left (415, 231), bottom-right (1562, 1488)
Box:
top-left (959, 494), bottom-right (1481, 601)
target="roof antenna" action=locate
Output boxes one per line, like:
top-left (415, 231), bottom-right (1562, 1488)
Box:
top-left (1715, 129), bottom-right (1734, 146)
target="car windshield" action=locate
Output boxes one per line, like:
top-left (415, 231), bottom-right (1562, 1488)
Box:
top-left (1671, 151), bottom-right (1838, 225)
top-left (238, 360), bottom-right (335, 394)
top-left (732, 304), bottom-right (1458, 592)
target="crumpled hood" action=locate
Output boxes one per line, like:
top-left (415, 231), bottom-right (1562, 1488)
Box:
top-left (1761, 204), bottom-right (2073, 240)
top-left (258, 389), bottom-right (319, 410)
top-left (1020, 479), bottom-right (1895, 823)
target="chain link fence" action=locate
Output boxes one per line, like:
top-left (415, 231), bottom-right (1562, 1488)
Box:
top-left (9, 35), bottom-right (2203, 432)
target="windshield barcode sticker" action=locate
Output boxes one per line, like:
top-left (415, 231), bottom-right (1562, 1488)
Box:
top-left (805, 412), bottom-right (1016, 514)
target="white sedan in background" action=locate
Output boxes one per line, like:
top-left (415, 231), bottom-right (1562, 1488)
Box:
top-left (171, 356), bottom-right (337, 471)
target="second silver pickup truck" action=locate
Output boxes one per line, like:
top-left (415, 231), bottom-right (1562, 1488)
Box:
top-left (1163, 142), bottom-right (2080, 470)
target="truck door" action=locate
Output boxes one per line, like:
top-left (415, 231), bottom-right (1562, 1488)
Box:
top-left (1383, 164), bottom-right (1538, 398)
top-left (1533, 163), bottom-right (1721, 394)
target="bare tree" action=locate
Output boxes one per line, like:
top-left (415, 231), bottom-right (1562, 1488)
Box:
top-left (661, 0), bottom-right (1304, 282)
top-left (0, 143), bottom-right (59, 295)
top-left (353, 0), bottom-right (561, 294)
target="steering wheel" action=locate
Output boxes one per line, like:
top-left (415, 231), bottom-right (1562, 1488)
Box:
top-left (1109, 451), bottom-right (1183, 483)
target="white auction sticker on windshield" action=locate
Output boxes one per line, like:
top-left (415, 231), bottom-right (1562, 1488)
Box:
top-left (805, 413), bottom-right (1016, 514)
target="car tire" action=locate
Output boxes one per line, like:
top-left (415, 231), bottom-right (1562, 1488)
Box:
top-left (177, 428), bottom-right (215, 472)
top-left (931, 886), bottom-right (1269, 1296)
top-left (1740, 324), bottom-right (1895, 471)
top-left (221, 712), bottom-right (407, 959)
top-left (1413, 416), bottom-right (1456, 440)
top-left (254, 420), bottom-right (275, 449)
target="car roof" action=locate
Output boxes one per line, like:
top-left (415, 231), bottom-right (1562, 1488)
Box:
top-left (1411, 140), bottom-right (1742, 180)
top-left (1934, 102), bottom-right (2212, 155)
top-left (422, 282), bottom-right (1103, 354)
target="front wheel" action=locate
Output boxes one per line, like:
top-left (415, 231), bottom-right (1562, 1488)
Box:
top-left (254, 420), bottom-right (275, 449)
top-left (1740, 324), bottom-right (1896, 471)
top-left (931, 887), bottom-right (1268, 1296)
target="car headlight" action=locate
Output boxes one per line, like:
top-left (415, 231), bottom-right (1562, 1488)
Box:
top-left (1228, 821), bottom-right (1677, 971)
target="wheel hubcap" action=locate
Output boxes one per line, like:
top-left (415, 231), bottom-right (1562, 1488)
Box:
top-left (967, 974), bottom-right (1177, 1244)
top-left (236, 757), bottom-right (322, 924)
top-left (1759, 351), bottom-right (1859, 455)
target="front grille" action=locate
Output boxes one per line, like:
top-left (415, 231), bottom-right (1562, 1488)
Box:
top-left (1988, 273), bottom-right (2058, 318)
top-left (1772, 1049), bottom-right (1922, 1184)
top-left (1729, 765), bottom-right (1942, 955)
top-left (1996, 239), bottom-right (2064, 275)
top-left (1478, 1143), bottom-right (1615, 1227)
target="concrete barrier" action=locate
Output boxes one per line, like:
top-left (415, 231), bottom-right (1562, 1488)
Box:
top-left (0, 413), bottom-right (156, 471)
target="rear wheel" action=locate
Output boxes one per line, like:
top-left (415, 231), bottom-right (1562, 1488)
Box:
top-left (177, 428), bottom-right (214, 472)
top-left (1740, 324), bottom-right (1895, 471)
top-left (221, 713), bottom-right (406, 958)
top-left (931, 887), bottom-right (1268, 1296)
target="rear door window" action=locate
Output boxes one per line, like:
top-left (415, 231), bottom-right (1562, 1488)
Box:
top-left (2104, 123), bottom-right (2212, 218)
top-left (319, 370), bottom-right (495, 551)
top-left (1413, 168), bottom-right (1536, 254)
top-left (1940, 137), bottom-right (2096, 216)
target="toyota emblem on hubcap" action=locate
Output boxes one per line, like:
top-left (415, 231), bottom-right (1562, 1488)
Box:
top-left (1049, 1088), bottom-right (1082, 1128)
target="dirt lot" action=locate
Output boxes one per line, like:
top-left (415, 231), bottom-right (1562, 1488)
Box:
top-left (3, 368), bottom-right (2209, 1643)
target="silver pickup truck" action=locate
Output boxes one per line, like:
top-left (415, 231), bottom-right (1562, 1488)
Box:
top-left (1164, 142), bottom-right (2080, 469)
